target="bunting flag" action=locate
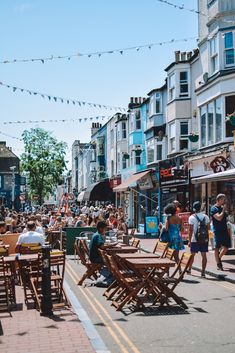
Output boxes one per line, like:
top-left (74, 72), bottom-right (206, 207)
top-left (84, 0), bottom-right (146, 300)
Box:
top-left (0, 81), bottom-right (126, 112)
top-left (0, 36), bottom-right (197, 64)
top-left (0, 130), bottom-right (23, 141)
top-left (3, 115), bottom-right (112, 125)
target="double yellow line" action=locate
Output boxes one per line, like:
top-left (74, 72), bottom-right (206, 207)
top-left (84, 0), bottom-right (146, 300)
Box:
top-left (66, 262), bottom-right (141, 353)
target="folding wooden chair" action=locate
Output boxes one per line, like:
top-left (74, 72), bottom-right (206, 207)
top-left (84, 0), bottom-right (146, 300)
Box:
top-left (0, 257), bottom-right (11, 314)
top-left (107, 255), bottom-right (144, 311)
top-left (0, 245), bottom-right (9, 257)
top-left (30, 251), bottom-right (70, 311)
top-left (152, 252), bottom-right (194, 309)
top-left (152, 240), bottom-right (169, 258)
top-left (131, 239), bottom-right (140, 249)
top-left (76, 240), bottom-right (102, 285)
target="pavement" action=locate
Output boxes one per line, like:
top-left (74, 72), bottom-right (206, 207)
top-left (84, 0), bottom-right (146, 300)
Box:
top-left (0, 283), bottom-right (109, 353)
top-left (139, 238), bottom-right (235, 283)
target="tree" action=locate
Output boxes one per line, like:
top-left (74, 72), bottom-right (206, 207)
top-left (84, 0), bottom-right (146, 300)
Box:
top-left (21, 128), bottom-right (67, 205)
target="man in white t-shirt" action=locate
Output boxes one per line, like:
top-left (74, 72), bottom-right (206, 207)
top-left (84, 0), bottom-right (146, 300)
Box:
top-left (15, 221), bottom-right (45, 253)
top-left (189, 201), bottom-right (210, 278)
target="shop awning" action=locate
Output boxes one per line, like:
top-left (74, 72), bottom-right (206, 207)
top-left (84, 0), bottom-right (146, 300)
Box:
top-left (84, 180), bottom-right (114, 201)
top-left (77, 191), bottom-right (86, 202)
top-left (191, 168), bottom-right (235, 184)
top-left (113, 170), bottom-right (151, 192)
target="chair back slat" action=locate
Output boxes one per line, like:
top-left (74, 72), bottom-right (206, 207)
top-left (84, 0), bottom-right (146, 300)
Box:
top-left (20, 243), bottom-right (42, 254)
top-left (153, 240), bottom-right (168, 257)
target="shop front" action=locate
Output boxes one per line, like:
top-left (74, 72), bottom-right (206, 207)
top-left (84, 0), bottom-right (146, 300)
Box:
top-left (159, 156), bottom-right (189, 215)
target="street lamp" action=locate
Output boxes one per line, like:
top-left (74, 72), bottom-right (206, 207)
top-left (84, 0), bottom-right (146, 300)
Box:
top-left (10, 166), bottom-right (16, 210)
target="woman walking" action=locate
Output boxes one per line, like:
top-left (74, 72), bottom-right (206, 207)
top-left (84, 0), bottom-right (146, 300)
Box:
top-left (165, 203), bottom-right (184, 263)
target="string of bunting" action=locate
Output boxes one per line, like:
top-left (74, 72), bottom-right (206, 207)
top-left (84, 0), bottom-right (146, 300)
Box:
top-left (0, 81), bottom-right (126, 111)
top-left (0, 36), bottom-right (197, 64)
top-left (156, 0), bottom-right (235, 24)
top-left (3, 116), bottom-right (111, 125)
top-left (0, 130), bottom-right (23, 141)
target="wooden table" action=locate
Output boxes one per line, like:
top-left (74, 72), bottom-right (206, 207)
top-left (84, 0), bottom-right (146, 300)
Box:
top-left (117, 253), bottom-right (159, 259)
top-left (17, 254), bottom-right (39, 262)
top-left (124, 258), bottom-right (187, 309)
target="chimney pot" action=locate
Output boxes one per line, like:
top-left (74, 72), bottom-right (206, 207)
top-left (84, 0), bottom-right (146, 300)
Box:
top-left (175, 51), bottom-right (180, 62)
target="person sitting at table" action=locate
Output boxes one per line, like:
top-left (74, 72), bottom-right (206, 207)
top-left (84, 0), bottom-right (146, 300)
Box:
top-left (89, 221), bottom-right (116, 286)
top-left (107, 214), bottom-right (118, 229)
top-left (15, 221), bottom-right (45, 253)
top-left (0, 221), bottom-right (8, 234)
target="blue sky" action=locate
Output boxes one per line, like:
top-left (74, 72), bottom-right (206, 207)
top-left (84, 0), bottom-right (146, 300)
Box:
top-left (0, 0), bottom-right (198, 164)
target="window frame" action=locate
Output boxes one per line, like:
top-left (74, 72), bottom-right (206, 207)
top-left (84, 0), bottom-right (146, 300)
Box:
top-left (224, 31), bottom-right (235, 68)
top-left (169, 122), bottom-right (176, 153)
top-left (122, 122), bottom-right (127, 139)
top-left (179, 71), bottom-right (189, 97)
top-left (179, 121), bottom-right (189, 151)
top-left (210, 35), bottom-right (219, 74)
top-left (168, 73), bottom-right (175, 102)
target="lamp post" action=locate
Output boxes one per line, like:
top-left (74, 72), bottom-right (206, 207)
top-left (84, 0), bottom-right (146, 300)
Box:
top-left (10, 166), bottom-right (16, 210)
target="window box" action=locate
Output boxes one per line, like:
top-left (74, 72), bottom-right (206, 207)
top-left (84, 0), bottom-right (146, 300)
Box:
top-left (188, 134), bottom-right (199, 142)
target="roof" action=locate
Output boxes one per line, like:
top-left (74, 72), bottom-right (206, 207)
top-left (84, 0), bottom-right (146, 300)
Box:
top-left (147, 83), bottom-right (167, 96)
top-left (0, 142), bottom-right (19, 159)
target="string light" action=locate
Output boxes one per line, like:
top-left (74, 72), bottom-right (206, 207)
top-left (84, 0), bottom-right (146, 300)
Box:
top-left (0, 81), bottom-right (126, 111)
top-left (0, 36), bottom-right (197, 65)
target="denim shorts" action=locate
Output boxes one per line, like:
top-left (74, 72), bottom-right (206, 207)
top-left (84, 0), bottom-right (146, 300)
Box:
top-left (190, 242), bottom-right (208, 253)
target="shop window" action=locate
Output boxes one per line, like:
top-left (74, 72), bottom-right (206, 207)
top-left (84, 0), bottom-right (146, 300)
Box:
top-left (135, 111), bottom-right (141, 130)
top-left (215, 98), bottom-right (222, 142)
top-left (225, 95), bottom-right (235, 137)
top-left (210, 36), bottom-right (218, 74)
top-left (179, 121), bottom-right (188, 151)
top-left (200, 106), bottom-right (207, 147)
top-left (147, 139), bottom-right (154, 164)
top-left (168, 73), bottom-right (175, 101)
top-left (122, 122), bottom-right (127, 139)
top-left (169, 122), bottom-right (176, 152)
top-left (179, 72), bottom-right (189, 97)
top-left (208, 102), bottom-right (214, 145)
top-left (224, 32), bottom-right (235, 67)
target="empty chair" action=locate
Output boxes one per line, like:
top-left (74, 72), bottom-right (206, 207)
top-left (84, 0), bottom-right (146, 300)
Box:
top-left (152, 240), bottom-right (169, 258)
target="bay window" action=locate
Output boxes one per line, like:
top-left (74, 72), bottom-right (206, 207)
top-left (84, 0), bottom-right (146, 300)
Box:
top-left (224, 32), bottom-right (235, 67)
top-left (179, 72), bottom-right (189, 97)
top-left (200, 106), bottom-right (207, 147)
top-left (179, 121), bottom-right (189, 150)
top-left (208, 102), bottom-right (214, 144)
top-left (210, 36), bottom-right (218, 74)
top-left (156, 144), bottom-right (162, 161)
top-left (215, 98), bottom-right (222, 142)
top-left (135, 111), bottom-right (141, 130)
top-left (169, 122), bottom-right (176, 153)
top-left (168, 73), bottom-right (175, 101)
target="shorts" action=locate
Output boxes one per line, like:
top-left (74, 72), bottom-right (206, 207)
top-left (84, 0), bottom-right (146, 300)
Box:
top-left (190, 242), bottom-right (208, 253)
top-left (214, 231), bottom-right (231, 249)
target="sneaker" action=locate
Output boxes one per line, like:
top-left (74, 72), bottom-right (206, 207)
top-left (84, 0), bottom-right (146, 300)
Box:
top-left (217, 262), bottom-right (223, 271)
top-left (201, 272), bottom-right (206, 278)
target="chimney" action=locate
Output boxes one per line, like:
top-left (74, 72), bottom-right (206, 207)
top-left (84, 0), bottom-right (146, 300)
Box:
top-left (175, 51), bottom-right (180, 62)
top-left (180, 52), bottom-right (186, 61)
top-left (187, 51), bottom-right (192, 60)
top-left (91, 122), bottom-right (102, 137)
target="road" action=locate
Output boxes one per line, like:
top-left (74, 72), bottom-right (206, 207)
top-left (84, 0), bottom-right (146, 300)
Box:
top-left (65, 258), bottom-right (235, 353)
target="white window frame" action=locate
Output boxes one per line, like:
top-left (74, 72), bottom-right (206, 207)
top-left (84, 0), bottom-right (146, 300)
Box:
top-left (179, 71), bottom-right (189, 97)
top-left (179, 121), bottom-right (189, 151)
top-left (146, 139), bottom-right (155, 164)
top-left (155, 140), bottom-right (163, 161)
top-left (169, 122), bottom-right (176, 153)
top-left (224, 31), bottom-right (235, 68)
top-left (209, 35), bottom-right (219, 75)
top-left (168, 73), bottom-right (175, 102)
top-left (122, 122), bottom-right (127, 139)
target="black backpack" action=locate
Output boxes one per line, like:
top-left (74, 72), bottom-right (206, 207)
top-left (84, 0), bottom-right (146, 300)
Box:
top-left (194, 214), bottom-right (209, 244)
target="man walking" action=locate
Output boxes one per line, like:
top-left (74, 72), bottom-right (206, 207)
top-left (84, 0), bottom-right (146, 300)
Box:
top-left (189, 202), bottom-right (210, 278)
top-left (211, 194), bottom-right (231, 270)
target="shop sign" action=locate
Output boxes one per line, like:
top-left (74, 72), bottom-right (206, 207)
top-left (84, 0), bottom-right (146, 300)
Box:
top-left (160, 168), bottom-right (173, 178)
top-left (159, 157), bottom-right (188, 186)
top-left (138, 174), bottom-right (154, 190)
top-left (145, 216), bottom-right (158, 234)
top-left (210, 156), bottom-right (230, 173)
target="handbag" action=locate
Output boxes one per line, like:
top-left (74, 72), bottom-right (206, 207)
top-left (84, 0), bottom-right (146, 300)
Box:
top-left (159, 216), bottom-right (170, 242)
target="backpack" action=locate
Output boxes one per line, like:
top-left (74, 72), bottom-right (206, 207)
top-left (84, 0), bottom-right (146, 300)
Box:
top-left (194, 214), bottom-right (209, 244)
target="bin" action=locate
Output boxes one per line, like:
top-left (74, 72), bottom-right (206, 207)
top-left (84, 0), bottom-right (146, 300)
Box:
top-left (63, 227), bottom-right (96, 255)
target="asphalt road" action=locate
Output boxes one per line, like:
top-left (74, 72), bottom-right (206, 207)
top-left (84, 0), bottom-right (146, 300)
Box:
top-left (66, 258), bottom-right (235, 353)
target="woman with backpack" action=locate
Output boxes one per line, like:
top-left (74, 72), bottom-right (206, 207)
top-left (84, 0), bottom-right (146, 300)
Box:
top-left (188, 201), bottom-right (210, 278)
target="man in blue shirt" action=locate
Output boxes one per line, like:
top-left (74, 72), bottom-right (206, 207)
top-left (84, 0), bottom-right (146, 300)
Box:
top-left (211, 194), bottom-right (231, 271)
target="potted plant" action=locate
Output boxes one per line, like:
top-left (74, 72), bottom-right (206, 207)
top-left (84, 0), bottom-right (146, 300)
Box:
top-left (188, 133), bottom-right (199, 143)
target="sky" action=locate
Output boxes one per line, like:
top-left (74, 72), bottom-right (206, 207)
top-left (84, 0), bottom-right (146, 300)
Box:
top-left (0, 0), bottom-right (198, 166)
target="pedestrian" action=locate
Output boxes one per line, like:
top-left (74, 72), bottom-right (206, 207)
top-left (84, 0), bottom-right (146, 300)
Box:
top-left (164, 203), bottom-right (184, 264)
top-left (188, 201), bottom-right (210, 278)
top-left (210, 194), bottom-right (231, 271)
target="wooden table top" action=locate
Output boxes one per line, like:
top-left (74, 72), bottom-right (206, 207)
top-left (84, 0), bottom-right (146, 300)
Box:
top-left (3, 256), bottom-right (16, 263)
top-left (125, 258), bottom-right (175, 269)
top-left (17, 254), bottom-right (39, 261)
top-left (106, 245), bottom-right (138, 253)
top-left (117, 253), bottom-right (159, 259)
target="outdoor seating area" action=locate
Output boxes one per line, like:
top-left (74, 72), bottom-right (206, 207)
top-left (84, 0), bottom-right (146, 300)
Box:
top-left (75, 235), bottom-right (194, 313)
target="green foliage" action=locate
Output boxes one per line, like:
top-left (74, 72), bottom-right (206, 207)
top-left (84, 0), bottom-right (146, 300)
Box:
top-left (21, 128), bottom-right (67, 204)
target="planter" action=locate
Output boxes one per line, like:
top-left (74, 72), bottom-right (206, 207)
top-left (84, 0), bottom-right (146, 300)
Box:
top-left (188, 134), bottom-right (199, 143)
